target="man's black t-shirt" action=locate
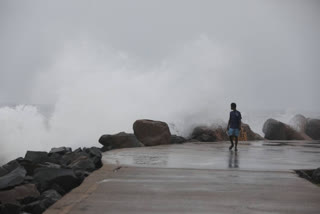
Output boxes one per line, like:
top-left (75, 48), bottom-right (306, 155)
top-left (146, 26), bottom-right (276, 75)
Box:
top-left (229, 110), bottom-right (242, 129)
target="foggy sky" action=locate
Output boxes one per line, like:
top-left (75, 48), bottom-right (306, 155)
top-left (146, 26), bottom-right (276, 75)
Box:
top-left (1, 0), bottom-right (320, 111)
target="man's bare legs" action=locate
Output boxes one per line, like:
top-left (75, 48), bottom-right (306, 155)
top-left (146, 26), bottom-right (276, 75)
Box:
top-left (229, 136), bottom-right (234, 150)
top-left (235, 136), bottom-right (238, 152)
top-left (229, 136), bottom-right (238, 151)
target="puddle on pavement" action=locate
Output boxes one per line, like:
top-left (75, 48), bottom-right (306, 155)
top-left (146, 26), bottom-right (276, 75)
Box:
top-left (263, 142), bottom-right (290, 146)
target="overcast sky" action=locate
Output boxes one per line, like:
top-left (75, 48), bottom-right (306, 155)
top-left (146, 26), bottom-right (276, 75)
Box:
top-left (0, 0), bottom-right (319, 112)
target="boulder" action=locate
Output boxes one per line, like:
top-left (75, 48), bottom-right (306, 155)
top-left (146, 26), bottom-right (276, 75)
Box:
top-left (312, 168), bottom-right (320, 184)
top-left (59, 151), bottom-right (89, 167)
top-left (0, 166), bottom-right (26, 190)
top-left (289, 114), bottom-right (307, 133)
top-left (262, 119), bottom-right (307, 140)
top-left (0, 160), bottom-right (21, 177)
top-left (24, 151), bottom-right (50, 164)
top-left (240, 123), bottom-right (264, 141)
top-left (190, 126), bottom-right (228, 142)
top-left (33, 168), bottom-right (82, 193)
top-left (22, 189), bottom-right (61, 214)
top-left (0, 184), bottom-right (40, 204)
top-left (133, 119), bottom-right (171, 146)
top-left (99, 132), bottom-right (144, 151)
top-left (305, 119), bottom-right (320, 140)
top-left (68, 157), bottom-right (96, 172)
top-left (83, 147), bottom-right (102, 168)
top-left (0, 203), bottom-right (21, 214)
top-left (170, 135), bottom-right (187, 144)
top-left (49, 147), bottom-right (72, 155)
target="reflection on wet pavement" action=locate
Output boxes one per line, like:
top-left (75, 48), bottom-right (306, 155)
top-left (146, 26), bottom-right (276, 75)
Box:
top-left (103, 141), bottom-right (320, 171)
top-left (228, 151), bottom-right (239, 168)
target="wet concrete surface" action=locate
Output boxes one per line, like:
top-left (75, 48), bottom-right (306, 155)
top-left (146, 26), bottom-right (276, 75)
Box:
top-left (45, 141), bottom-right (320, 214)
top-left (102, 141), bottom-right (320, 171)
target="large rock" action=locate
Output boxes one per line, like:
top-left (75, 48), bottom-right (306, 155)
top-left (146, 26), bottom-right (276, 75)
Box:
top-left (99, 132), bottom-right (144, 151)
top-left (170, 135), bottom-right (187, 144)
top-left (33, 168), bottom-right (82, 193)
top-left (49, 147), bottom-right (72, 155)
top-left (23, 189), bottom-right (61, 214)
top-left (0, 166), bottom-right (26, 190)
top-left (191, 123), bottom-right (263, 142)
top-left (0, 160), bottom-right (21, 177)
top-left (133, 120), bottom-right (171, 146)
top-left (190, 126), bottom-right (228, 142)
top-left (24, 151), bottom-right (50, 164)
top-left (262, 119), bottom-right (307, 140)
top-left (240, 123), bottom-right (264, 141)
top-left (0, 184), bottom-right (40, 204)
top-left (305, 119), bottom-right (320, 140)
top-left (68, 157), bottom-right (96, 172)
top-left (289, 114), bottom-right (307, 133)
top-left (0, 203), bottom-right (21, 214)
top-left (83, 147), bottom-right (102, 168)
top-left (312, 168), bottom-right (320, 184)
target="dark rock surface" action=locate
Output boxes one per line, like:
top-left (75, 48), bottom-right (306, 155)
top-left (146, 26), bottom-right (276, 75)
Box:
top-left (312, 168), bottom-right (320, 184)
top-left (33, 167), bottom-right (82, 193)
top-left (262, 119), bottom-right (307, 140)
top-left (190, 123), bottom-right (263, 142)
top-left (24, 151), bottom-right (50, 165)
top-left (0, 159), bottom-right (21, 177)
top-left (23, 189), bottom-right (61, 214)
top-left (289, 114), bottom-right (307, 133)
top-left (305, 119), bottom-right (320, 140)
top-left (0, 146), bottom-right (102, 214)
top-left (49, 147), bottom-right (72, 155)
top-left (0, 166), bottom-right (26, 190)
top-left (133, 119), bottom-right (171, 146)
top-left (190, 126), bottom-right (228, 142)
top-left (99, 132), bottom-right (144, 151)
top-left (0, 184), bottom-right (40, 204)
top-left (170, 135), bottom-right (187, 144)
top-left (241, 123), bottom-right (264, 140)
top-left (0, 203), bottom-right (21, 214)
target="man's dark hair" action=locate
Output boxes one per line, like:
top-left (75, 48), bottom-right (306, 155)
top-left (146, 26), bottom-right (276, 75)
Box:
top-left (231, 103), bottom-right (236, 108)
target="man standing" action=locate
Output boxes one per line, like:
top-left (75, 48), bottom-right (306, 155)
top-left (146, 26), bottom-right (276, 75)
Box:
top-left (227, 103), bottom-right (242, 151)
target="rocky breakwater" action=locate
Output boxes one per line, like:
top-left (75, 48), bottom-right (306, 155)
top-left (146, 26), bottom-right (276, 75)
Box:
top-left (0, 147), bottom-right (102, 214)
top-left (189, 123), bottom-right (263, 142)
top-left (99, 119), bottom-right (188, 150)
top-left (263, 115), bottom-right (320, 140)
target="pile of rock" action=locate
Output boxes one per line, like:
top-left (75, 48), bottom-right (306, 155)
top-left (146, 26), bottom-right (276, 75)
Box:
top-left (0, 147), bottom-right (102, 214)
top-left (189, 123), bottom-right (263, 142)
top-left (99, 119), bottom-right (187, 150)
top-left (263, 115), bottom-right (320, 140)
top-left (99, 120), bottom-right (262, 150)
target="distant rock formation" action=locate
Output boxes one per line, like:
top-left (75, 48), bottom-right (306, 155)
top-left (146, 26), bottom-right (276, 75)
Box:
top-left (190, 123), bottom-right (263, 142)
top-left (240, 123), bottom-right (264, 140)
top-left (190, 125), bottom-right (228, 142)
top-left (262, 118), bottom-right (308, 140)
top-left (289, 114), bottom-right (307, 133)
top-left (133, 119), bottom-right (171, 146)
top-left (288, 115), bottom-right (320, 140)
top-left (305, 119), bottom-right (320, 140)
top-left (170, 135), bottom-right (187, 144)
top-left (99, 132), bottom-right (144, 151)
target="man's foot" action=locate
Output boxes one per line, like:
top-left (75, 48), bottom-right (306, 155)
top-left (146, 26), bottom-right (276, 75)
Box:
top-left (235, 147), bottom-right (238, 152)
top-left (229, 145), bottom-right (234, 150)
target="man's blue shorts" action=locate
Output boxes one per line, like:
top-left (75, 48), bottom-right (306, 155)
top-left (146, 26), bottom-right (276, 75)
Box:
top-left (228, 128), bottom-right (240, 137)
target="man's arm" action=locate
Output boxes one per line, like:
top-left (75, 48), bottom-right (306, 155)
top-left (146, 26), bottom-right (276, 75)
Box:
top-left (227, 113), bottom-right (231, 130)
